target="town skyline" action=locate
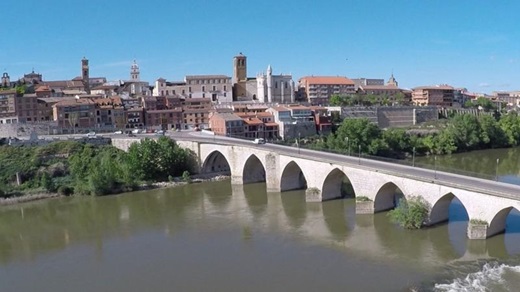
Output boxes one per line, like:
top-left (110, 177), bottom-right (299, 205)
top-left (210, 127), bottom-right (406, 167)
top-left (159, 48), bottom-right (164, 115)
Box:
top-left (1, 0), bottom-right (519, 93)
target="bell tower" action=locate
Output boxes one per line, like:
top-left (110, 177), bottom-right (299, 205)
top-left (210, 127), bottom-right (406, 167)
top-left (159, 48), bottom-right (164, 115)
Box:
top-left (232, 53), bottom-right (247, 99)
top-left (131, 60), bottom-right (140, 81)
top-left (82, 57), bottom-right (90, 94)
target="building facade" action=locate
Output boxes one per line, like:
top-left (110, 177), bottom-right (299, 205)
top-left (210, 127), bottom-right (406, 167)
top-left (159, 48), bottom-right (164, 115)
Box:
top-left (153, 75), bottom-right (232, 103)
top-left (298, 76), bottom-right (355, 105)
top-left (412, 85), bottom-right (455, 107)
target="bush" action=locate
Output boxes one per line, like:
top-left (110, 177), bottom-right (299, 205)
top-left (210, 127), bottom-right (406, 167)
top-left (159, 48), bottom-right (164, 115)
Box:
top-left (182, 171), bottom-right (191, 183)
top-left (356, 196), bottom-right (372, 202)
top-left (388, 196), bottom-right (429, 229)
top-left (469, 219), bottom-right (488, 225)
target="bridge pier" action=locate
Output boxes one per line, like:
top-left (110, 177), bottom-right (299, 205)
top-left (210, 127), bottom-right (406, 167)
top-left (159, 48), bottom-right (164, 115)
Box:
top-left (355, 201), bottom-right (375, 214)
top-left (467, 222), bottom-right (489, 240)
top-left (305, 188), bottom-right (322, 202)
top-left (231, 175), bottom-right (243, 185)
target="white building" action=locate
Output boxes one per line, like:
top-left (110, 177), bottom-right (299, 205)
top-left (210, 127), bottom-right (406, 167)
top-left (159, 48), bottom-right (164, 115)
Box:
top-left (153, 75), bottom-right (232, 103)
top-left (256, 65), bottom-right (295, 104)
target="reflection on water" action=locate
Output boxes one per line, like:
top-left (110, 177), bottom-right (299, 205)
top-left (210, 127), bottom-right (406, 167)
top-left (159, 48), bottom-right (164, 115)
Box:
top-left (0, 180), bottom-right (520, 291)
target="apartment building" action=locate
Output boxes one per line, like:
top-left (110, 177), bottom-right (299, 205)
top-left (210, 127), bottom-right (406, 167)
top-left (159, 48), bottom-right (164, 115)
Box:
top-left (0, 90), bottom-right (17, 124)
top-left (53, 98), bottom-right (96, 129)
top-left (412, 85), bottom-right (454, 107)
top-left (209, 112), bottom-right (245, 137)
top-left (298, 76), bottom-right (355, 105)
top-left (236, 111), bottom-right (279, 140)
top-left (182, 98), bottom-right (212, 129)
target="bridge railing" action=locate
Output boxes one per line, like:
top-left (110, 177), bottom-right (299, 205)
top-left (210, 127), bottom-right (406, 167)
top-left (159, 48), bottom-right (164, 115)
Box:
top-left (272, 140), bottom-right (497, 181)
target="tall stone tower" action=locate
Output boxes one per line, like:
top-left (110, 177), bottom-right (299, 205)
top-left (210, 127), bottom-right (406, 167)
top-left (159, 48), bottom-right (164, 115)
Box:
top-left (266, 65), bottom-right (273, 103)
top-left (1, 72), bottom-right (10, 87)
top-left (130, 60), bottom-right (140, 81)
top-left (81, 57), bottom-right (90, 94)
top-left (232, 53), bottom-right (247, 99)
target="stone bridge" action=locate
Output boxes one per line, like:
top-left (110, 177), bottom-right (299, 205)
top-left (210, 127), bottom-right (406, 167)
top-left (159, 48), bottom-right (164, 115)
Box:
top-left (112, 137), bottom-right (520, 240)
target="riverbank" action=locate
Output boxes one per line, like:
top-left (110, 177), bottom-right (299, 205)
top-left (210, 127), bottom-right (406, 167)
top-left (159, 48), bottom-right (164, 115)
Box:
top-left (0, 173), bottom-right (231, 206)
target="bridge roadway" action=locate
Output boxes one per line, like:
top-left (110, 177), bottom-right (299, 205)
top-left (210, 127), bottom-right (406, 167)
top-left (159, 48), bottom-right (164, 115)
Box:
top-left (169, 131), bottom-right (520, 202)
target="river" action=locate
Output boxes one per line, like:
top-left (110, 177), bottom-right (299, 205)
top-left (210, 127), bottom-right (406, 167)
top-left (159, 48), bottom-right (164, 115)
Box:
top-left (1, 148), bottom-right (520, 291)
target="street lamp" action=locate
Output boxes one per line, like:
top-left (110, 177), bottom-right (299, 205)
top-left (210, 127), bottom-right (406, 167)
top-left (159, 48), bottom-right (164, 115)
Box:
top-left (495, 158), bottom-right (500, 181)
top-left (345, 136), bottom-right (350, 156)
top-left (358, 144), bottom-right (361, 165)
top-left (412, 147), bottom-right (416, 167)
top-left (298, 132), bottom-right (301, 154)
top-left (434, 155), bottom-right (437, 179)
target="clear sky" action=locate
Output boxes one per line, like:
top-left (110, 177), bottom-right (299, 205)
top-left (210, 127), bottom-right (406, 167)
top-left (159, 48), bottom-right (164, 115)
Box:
top-left (1, 0), bottom-right (519, 93)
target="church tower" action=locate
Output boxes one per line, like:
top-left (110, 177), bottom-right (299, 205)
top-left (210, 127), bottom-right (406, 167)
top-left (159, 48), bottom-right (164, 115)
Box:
top-left (82, 57), bottom-right (90, 94)
top-left (1, 72), bottom-right (10, 87)
top-left (387, 73), bottom-right (398, 87)
top-left (266, 65), bottom-right (273, 103)
top-left (232, 53), bottom-right (247, 99)
top-left (131, 60), bottom-right (140, 81)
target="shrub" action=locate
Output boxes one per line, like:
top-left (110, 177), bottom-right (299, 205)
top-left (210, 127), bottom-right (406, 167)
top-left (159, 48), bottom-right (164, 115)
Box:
top-left (469, 219), bottom-right (488, 225)
top-left (388, 196), bottom-right (429, 229)
top-left (182, 171), bottom-right (191, 183)
top-left (356, 196), bottom-right (372, 202)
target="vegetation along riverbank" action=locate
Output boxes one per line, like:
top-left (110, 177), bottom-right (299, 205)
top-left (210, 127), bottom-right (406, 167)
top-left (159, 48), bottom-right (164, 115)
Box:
top-left (0, 137), bottom-right (212, 204)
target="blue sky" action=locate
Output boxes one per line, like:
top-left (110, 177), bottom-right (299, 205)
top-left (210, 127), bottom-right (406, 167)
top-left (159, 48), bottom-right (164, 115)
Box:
top-left (1, 0), bottom-right (519, 93)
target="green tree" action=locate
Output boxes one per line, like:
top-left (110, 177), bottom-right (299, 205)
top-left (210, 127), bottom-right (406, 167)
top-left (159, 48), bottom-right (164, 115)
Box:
top-left (445, 114), bottom-right (481, 151)
top-left (479, 114), bottom-right (506, 148)
top-left (498, 112), bottom-right (520, 146)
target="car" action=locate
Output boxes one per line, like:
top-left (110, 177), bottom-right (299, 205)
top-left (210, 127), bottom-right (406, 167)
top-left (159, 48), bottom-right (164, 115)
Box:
top-left (127, 133), bottom-right (136, 137)
top-left (86, 132), bottom-right (96, 138)
top-left (132, 129), bottom-right (141, 134)
top-left (114, 130), bottom-right (123, 134)
top-left (155, 130), bottom-right (165, 135)
top-left (253, 138), bottom-right (265, 144)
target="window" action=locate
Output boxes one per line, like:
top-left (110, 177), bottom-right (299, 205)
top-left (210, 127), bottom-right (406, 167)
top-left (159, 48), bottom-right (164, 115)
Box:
top-left (275, 82), bottom-right (278, 89)
top-left (212, 86), bottom-right (216, 91)
top-left (202, 86), bottom-right (205, 92)
top-left (224, 85), bottom-right (227, 91)
top-left (189, 87), bottom-right (192, 92)
top-left (202, 93), bottom-right (205, 98)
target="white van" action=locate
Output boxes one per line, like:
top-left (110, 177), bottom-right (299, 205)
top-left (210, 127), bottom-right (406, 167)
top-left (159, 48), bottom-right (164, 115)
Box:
top-left (253, 138), bottom-right (265, 144)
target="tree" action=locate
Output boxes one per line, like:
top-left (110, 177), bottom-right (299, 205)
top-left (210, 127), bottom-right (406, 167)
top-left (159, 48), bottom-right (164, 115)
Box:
top-left (498, 112), bottom-right (520, 146)
top-left (68, 112), bottom-right (79, 134)
top-left (394, 92), bottom-right (406, 105)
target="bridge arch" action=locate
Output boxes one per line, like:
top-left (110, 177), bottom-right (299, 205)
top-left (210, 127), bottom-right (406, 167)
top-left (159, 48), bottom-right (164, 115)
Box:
top-left (201, 150), bottom-right (231, 175)
top-left (280, 161), bottom-right (307, 192)
top-left (373, 182), bottom-right (405, 212)
top-left (242, 154), bottom-right (266, 184)
top-left (488, 207), bottom-right (518, 237)
top-left (321, 168), bottom-right (355, 201)
top-left (428, 193), bottom-right (469, 226)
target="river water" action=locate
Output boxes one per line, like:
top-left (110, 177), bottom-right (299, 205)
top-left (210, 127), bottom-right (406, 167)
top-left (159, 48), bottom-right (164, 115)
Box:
top-left (1, 148), bottom-right (520, 291)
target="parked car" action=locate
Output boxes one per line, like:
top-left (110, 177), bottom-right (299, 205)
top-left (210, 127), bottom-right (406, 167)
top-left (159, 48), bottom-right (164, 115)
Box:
top-left (253, 138), bottom-right (265, 144)
top-left (86, 132), bottom-right (96, 138)
top-left (114, 130), bottom-right (123, 134)
top-left (132, 129), bottom-right (140, 134)
top-left (155, 130), bottom-right (165, 136)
